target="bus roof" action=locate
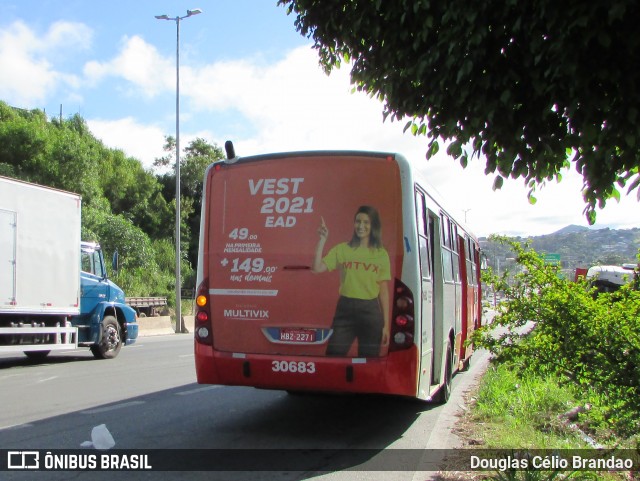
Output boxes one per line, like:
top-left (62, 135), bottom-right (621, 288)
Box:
top-left (211, 148), bottom-right (473, 232)
top-left (216, 149), bottom-right (396, 166)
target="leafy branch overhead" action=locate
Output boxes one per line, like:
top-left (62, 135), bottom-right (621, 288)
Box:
top-left (279, 0), bottom-right (640, 223)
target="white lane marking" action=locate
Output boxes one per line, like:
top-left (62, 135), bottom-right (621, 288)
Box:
top-left (175, 386), bottom-right (221, 396)
top-left (81, 400), bottom-right (146, 414)
top-left (0, 423), bottom-right (34, 431)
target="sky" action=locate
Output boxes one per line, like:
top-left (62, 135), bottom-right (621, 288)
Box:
top-left (0, 0), bottom-right (637, 238)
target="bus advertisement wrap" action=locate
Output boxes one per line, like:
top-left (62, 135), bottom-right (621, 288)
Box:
top-left (206, 154), bottom-right (402, 359)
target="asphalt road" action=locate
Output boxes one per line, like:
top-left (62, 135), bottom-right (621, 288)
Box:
top-left (0, 334), bottom-right (490, 481)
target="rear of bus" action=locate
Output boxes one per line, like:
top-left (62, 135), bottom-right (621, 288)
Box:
top-left (193, 151), bottom-right (419, 397)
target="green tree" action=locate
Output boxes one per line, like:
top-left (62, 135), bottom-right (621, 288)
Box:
top-left (0, 103), bottom-right (48, 180)
top-left (475, 237), bottom-right (640, 437)
top-left (0, 108), bottom-right (102, 202)
top-left (0, 102), bottom-right (181, 305)
top-left (154, 136), bottom-right (224, 197)
top-left (82, 200), bottom-right (154, 270)
top-left (154, 136), bottom-right (224, 273)
top-left (99, 149), bottom-right (173, 240)
top-left (45, 115), bottom-right (102, 202)
top-left (279, 0), bottom-right (640, 222)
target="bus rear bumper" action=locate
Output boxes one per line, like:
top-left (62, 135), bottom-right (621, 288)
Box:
top-left (194, 343), bottom-right (418, 397)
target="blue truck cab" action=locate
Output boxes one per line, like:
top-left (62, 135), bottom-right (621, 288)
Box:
top-left (77, 242), bottom-right (138, 359)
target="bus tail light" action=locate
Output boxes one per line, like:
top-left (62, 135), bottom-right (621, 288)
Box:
top-left (389, 279), bottom-right (415, 352)
top-left (194, 279), bottom-right (213, 345)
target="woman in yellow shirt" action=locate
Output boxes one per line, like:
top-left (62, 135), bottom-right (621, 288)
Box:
top-left (312, 206), bottom-right (390, 357)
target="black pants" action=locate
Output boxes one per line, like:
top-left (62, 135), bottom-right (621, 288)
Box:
top-left (325, 296), bottom-right (384, 358)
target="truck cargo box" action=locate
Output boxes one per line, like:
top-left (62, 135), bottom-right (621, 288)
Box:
top-left (0, 176), bottom-right (81, 316)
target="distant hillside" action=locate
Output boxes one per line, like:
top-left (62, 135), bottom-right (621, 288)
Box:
top-left (480, 226), bottom-right (640, 271)
top-left (551, 225), bottom-right (590, 235)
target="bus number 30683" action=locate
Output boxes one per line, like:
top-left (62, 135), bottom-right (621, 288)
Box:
top-left (272, 361), bottom-right (316, 374)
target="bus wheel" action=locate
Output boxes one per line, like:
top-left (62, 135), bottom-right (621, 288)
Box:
top-left (435, 342), bottom-right (453, 404)
top-left (90, 316), bottom-right (122, 360)
top-left (286, 390), bottom-right (306, 396)
top-left (460, 355), bottom-right (471, 372)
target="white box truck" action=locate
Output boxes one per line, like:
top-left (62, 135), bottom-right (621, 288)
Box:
top-left (0, 176), bottom-right (138, 359)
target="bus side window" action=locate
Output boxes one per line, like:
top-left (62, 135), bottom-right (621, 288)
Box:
top-left (441, 213), bottom-right (449, 248)
top-left (451, 244), bottom-right (461, 283)
top-left (466, 237), bottom-right (477, 286)
top-left (440, 213), bottom-right (454, 283)
top-left (415, 191), bottom-right (431, 279)
top-left (450, 221), bottom-right (458, 252)
top-left (441, 248), bottom-right (454, 283)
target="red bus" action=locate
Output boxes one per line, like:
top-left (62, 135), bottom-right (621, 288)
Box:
top-left (194, 148), bottom-right (481, 402)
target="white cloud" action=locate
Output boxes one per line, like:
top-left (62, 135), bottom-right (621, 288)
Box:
top-left (87, 117), bottom-right (167, 169)
top-left (186, 47), bottom-right (395, 152)
top-left (45, 20), bottom-right (93, 50)
top-left (84, 35), bottom-right (172, 96)
top-left (418, 156), bottom-right (640, 237)
top-left (0, 20), bottom-right (90, 105)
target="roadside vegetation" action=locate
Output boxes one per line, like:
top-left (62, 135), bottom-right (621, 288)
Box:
top-left (0, 102), bottom-right (224, 308)
top-left (449, 238), bottom-right (640, 480)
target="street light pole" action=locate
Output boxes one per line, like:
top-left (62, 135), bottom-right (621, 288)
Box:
top-left (463, 208), bottom-right (471, 224)
top-left (155, 8), bottom-right (202, 334)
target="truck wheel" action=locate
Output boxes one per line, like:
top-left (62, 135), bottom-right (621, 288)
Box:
top-left (90, 316), bottom-right (122, 359)
top-left (434, 341), bottom-right (453, 404)
top-left (24, 351), bottom-right (50, 361)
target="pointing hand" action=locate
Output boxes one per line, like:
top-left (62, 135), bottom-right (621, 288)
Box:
top-left (318, 216), bottom-right (329, 241)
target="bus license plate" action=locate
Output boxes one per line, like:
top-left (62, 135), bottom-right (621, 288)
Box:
top-left (280, 328), bottom-right (316, 343)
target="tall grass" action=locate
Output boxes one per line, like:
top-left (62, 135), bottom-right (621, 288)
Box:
top-left (460, 362), bottom-right (633, 480)
top-left (472, 363), bottom-right (584, 450)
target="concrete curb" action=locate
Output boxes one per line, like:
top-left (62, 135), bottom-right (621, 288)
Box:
top-left (136, 315), bottom-right (195, 336)
top-left (136, 316), bottom-right (174, 336)
top-left (183, 315), bottom-right (194, 333)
